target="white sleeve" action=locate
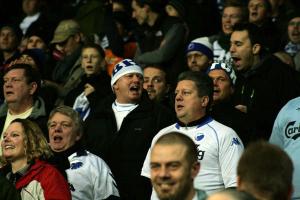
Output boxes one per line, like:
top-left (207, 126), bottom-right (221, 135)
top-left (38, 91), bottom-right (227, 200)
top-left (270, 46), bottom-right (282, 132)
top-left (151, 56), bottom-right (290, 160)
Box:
top-left (219, 130), bottom-right (244, 188)
top-left (92, 156), bottom-right (120, 199)
top-left (141, 147), bottom-right (151, 178)
top-left (269, 107), bottom-right (285, 148)
top-left (140, 128), bottom-right (168, 178)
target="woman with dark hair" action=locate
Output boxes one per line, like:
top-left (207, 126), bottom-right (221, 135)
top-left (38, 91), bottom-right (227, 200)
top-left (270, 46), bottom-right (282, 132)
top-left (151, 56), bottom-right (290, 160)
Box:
top-left (0, 118), bottom-right (71, 200)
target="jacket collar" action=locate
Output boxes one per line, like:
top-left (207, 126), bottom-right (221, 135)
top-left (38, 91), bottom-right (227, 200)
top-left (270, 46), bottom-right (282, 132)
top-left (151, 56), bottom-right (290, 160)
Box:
top-left (176, 115), bottom-right (213, 129)
top-left (0, 96), bottom-right (47, 118)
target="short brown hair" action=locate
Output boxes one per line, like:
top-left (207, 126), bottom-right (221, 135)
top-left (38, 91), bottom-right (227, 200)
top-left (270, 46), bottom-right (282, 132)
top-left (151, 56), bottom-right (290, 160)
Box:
top-left (4, 63), bottom-right (41, 98)
top-left (223, 0), bottom-right (248, 22)
top-left (155, 132), bottom-right (198, 165)
top-left (237, 141), bottom-right (293, 200)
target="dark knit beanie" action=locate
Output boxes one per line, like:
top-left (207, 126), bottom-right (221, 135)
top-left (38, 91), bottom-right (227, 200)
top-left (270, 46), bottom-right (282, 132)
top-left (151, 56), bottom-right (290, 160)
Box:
top-left (26, 23), bottom-right (53, 45)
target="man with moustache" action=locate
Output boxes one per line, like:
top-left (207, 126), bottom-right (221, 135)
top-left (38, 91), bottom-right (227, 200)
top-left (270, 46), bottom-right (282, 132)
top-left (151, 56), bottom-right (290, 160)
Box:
top-left (186, 37), bottom-right (214, 72)
top-left (143, 65), bottom-right (174, 110)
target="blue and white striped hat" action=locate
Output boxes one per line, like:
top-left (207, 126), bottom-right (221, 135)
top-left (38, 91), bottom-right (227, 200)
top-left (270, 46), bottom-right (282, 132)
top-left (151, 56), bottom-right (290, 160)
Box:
top-left (186, 37), bottom-right (213, 60)
top-left (207, 62), bottom-right (237, 85)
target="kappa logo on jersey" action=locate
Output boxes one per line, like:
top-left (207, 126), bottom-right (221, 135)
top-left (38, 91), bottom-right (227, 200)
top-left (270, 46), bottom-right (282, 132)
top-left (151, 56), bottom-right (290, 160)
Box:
top-left (285, 121), bottom-right (300, 140)
top-left (70, 162), bottom-right (83, 169)
top-left (195, 133), bottom-right (205, 141)
top-left (112, 59), bottom-right (136, 76)
top-left (231, 138), bottom-right (241, 146)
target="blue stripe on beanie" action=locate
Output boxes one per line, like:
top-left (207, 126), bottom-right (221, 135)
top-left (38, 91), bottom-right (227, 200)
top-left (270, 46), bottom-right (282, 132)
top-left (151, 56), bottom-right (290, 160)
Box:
top-left (186, 42), bottom-right (213, 60)
top-left (206, 62), bottom-right (237, 85)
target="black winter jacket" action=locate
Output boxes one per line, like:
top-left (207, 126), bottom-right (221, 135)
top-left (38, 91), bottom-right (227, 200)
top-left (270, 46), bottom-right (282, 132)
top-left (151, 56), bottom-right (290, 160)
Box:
top-left (233, 55), bottom-right (300, 140)
top-left (83, 92), bottom-right (175, 200)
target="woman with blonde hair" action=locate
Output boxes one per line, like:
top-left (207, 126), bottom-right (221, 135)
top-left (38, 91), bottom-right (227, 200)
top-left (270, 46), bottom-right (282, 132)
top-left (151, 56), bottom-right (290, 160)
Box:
top-left (0, 118), bottom-right (71, 200)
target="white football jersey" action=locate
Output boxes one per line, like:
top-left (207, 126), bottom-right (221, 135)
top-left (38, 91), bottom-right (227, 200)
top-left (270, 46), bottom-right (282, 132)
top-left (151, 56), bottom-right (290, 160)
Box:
top-left (141, 116), bottom-right (244, 196)
top-left (67, 150), bottom-right (120, 199)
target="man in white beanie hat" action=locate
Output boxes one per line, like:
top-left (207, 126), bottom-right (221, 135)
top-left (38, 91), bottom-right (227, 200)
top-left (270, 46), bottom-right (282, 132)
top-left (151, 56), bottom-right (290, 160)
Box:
top-left (111, 59), bottom-right (143, 93)
top-left (186, 37), bottom-right (214, 72)
top-left (84, 59), bottom-right (175, 200)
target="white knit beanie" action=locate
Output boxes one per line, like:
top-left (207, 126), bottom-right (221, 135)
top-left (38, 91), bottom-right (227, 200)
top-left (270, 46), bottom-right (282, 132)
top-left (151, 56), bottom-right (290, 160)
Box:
top-left (111, 59), bottom-right (143, 90)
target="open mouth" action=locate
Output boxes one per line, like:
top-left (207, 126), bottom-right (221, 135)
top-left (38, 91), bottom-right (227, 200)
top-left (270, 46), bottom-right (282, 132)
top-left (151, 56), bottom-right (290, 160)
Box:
top-left (176, 104), bottom-right (184, 110)
top-left (231, 57), bottom-right (241, 65)
top-left (5, 91), bottom-right (14, 95)
top-left (250, 12), bottom-right (258, 17)
top-left (213, 88), bottom-right (220, 93)
top-left (130, 85), bottom-right (140, 92)
top-left (86, 65), bottom-right (93, 69)
top-left (53, 135), bottom-right (63, 142)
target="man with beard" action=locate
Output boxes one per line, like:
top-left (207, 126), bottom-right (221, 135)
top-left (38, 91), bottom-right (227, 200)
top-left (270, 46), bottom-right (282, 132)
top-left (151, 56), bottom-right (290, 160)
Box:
top-left (150, 132), bottom-right (207, 200)
top-left (84, 59), bottom-right (175, 200)
top-left (143, 65), bottom-right (174, 110)
top-left (186, 37), bottom-right (213, 72)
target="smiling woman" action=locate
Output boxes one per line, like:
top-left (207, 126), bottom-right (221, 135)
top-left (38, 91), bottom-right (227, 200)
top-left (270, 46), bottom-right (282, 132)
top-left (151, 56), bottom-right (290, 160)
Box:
top-left (0, 118), bottom-right (71, 200)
